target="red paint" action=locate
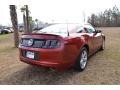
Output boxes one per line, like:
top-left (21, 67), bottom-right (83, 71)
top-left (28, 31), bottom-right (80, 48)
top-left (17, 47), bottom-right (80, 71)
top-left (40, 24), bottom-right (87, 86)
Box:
top-left (19, 24), bottom-right (105, 70)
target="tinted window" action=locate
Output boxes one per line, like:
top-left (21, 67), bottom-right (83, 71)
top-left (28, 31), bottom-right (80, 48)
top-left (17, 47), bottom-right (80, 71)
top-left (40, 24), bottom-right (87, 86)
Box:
top-left (37, 24), bottom-right (79, 34)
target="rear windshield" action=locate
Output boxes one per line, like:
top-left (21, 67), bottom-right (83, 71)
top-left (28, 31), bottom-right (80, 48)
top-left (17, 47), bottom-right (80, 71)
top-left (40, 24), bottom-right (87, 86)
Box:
top-left (37, 24), bottom-right (80, 34)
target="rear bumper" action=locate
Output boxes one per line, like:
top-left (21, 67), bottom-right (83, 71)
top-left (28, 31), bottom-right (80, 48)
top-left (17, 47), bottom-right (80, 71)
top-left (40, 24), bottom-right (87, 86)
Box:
top-left (20, 56), bottom-right (69, 69)
top-left (18, 34), bottom-right (81, 69)
top-left (19, 38), bottom-right (80, 69)
top-left (19, 46), bottom-right (75, 69)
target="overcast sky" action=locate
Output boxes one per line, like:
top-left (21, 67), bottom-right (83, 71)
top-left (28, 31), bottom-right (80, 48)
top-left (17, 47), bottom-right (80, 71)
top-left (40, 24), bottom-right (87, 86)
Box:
top-left (0, 0), bottom-right (120, 26)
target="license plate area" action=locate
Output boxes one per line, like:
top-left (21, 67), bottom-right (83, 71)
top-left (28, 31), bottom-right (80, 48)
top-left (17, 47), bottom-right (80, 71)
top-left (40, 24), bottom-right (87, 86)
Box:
top-left (26, 51), bottom-right (35, 59)
top-left (21, 50), bottom-right (39, 60)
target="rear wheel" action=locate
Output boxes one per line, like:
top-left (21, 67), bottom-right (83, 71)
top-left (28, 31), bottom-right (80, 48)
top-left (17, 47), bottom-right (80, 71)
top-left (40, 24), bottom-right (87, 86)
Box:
top-left (75, 47), bottom-right (88, 71)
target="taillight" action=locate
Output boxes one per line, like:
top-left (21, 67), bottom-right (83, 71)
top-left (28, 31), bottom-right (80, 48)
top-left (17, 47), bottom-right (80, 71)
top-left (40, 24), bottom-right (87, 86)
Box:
top-left (42, 40), bottom-right (51, 48)
top-left (43, 40), bottom-right (61, 48)
top-left (19, 38), bottom-right (61, 48)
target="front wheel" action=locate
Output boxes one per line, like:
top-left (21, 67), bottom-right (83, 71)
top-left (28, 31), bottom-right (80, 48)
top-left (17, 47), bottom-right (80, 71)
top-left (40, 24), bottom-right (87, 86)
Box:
top-left (75, 47), bottom-right (88, 71)
top-left (100, 39), bottom-right (105, 50)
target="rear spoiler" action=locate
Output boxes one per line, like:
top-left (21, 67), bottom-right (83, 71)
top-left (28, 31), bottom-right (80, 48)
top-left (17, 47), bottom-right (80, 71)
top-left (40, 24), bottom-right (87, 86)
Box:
top-left (22, 32), bottom-right (69, 38)
top-left (21, 33), bottom-right (64, 38)
top-left (22, 33), bottom-right (59, 36)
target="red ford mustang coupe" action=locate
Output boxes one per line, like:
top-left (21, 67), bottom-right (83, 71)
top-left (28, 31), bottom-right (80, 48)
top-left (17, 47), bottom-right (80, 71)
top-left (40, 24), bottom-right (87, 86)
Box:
top-left (19, 23), bottom-right (105, 71)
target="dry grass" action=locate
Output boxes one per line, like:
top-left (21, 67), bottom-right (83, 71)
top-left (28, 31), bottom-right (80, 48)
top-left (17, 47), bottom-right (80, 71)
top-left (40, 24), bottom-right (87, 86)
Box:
top-left (0, 27), bottom-right (120, 85)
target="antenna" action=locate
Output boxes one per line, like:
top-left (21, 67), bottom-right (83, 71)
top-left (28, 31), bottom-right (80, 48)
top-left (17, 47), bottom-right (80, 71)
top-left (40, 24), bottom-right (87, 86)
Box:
top-left (66, 20), bottom-right (69, 36)
top-left (83, 11), bottom-right (86, 23)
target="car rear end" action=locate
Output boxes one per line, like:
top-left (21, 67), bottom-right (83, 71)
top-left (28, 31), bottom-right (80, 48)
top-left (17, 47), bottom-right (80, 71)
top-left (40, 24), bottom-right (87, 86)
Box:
top-left (19, 33), bottom-right (75, 69)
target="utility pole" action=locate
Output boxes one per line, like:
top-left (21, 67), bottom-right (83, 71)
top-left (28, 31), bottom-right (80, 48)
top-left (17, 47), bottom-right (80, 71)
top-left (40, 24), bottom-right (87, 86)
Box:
top-left (20, 5), bottom-right (27, 33)
top-left (23, 13), bottom-right (27, 33)
top-left (25, 5), bottom-right (30, 33)
top-left (9, 5), bottom-right (19, 47)
top-left (21, 5), bottom-right (32, 34)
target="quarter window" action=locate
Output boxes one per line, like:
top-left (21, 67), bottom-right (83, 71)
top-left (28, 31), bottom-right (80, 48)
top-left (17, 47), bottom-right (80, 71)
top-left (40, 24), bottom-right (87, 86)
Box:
top-left (76, 26), bottom-right (84, 33)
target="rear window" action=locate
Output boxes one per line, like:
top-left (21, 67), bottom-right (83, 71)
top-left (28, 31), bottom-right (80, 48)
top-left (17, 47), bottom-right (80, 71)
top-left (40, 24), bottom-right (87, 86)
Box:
top-left (37, 24), bottom-right (80, 34)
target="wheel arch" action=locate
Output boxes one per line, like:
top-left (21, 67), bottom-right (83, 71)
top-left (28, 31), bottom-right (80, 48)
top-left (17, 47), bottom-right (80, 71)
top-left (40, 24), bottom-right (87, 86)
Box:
top-left (103, 36), bottom-right (105, 40)
top-left (82, 44), bottom-right (89, 54)
top-left (102, 34), bottom-right (105, 40)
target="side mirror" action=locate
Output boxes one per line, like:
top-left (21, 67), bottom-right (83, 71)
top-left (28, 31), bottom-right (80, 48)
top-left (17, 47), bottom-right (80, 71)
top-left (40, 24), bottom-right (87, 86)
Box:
top-left (95, 29), bottom-right (102, 33)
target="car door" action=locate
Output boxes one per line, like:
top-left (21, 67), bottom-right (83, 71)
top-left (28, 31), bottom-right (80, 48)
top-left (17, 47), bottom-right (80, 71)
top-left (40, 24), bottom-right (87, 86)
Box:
top-left (94, 29), bottom-right (103, 49)
top-left (84, 25), bottom-right (98, 54)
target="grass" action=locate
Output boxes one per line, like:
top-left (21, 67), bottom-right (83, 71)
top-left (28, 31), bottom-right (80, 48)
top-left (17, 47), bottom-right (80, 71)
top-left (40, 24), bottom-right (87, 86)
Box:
top-left (0, 34), bottom-right (11, 41)
top-left (0, 33), bottom-right (15, 53)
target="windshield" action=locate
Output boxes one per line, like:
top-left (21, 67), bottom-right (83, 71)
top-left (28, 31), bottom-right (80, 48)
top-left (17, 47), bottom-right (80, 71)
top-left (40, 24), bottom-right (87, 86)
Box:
top-left (37, 24), bottom-right (80, 34)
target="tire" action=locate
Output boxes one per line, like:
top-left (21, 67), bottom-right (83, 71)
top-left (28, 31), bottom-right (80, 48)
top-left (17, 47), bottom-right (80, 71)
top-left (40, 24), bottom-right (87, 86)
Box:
top-left (100, 39), bottom-right (105, 50)
top-left (5, 31), bottom-right (9, 34)
top-left (75, 47), bottom-right (88, 71)
top-left (2, 31), bottom-right (6, 34)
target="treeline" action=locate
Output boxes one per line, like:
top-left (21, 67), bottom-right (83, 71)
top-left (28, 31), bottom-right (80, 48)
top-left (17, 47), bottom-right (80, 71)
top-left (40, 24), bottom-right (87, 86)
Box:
top-left (88, 5), bottom-right (120, 27)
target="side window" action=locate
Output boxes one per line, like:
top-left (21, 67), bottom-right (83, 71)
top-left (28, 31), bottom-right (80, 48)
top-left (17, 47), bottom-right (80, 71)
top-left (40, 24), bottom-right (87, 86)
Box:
top-left (88, 28), bottom-right (94, 33)
top-left (84, 25), bottom-right (95, 33)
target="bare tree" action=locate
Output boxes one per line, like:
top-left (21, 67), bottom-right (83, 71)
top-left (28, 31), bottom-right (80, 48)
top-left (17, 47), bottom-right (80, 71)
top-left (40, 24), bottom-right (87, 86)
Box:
top-left (20, 5), bottom-right (32, 34)
top-left (20, 5), bottom-right (27, 33)
top-left (112, 5), bottom-right (120, 26)
top-left (88, 5), bottom-right (120, 27)
top-left (9, 5), bottom-right (19, 47)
